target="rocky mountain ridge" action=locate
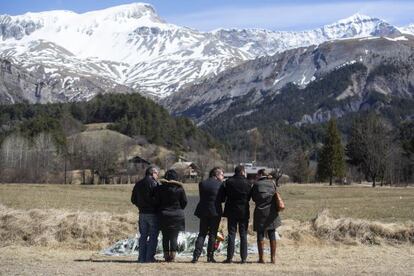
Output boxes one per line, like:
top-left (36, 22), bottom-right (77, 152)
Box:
top-left (164, 35), bottom-right (414, 125)
top-left (0, 58), bottom-right (135, 104)
top-left (1, 3), bottom-right (414, 103)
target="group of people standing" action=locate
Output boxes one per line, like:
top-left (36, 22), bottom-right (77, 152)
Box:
top-left (131, 165), bottom-right (282, 264)
top-left (131, 167), bottom-right (187, 263)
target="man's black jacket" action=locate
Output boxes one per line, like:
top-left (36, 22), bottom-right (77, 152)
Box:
top-left (131, 175), bottom-right (159, 214)
top-left (194, 177), bottom-right (225, 218)
top-left (223, 174), bottom-right (252, 219)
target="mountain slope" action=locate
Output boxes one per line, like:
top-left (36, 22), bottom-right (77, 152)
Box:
top-left (164, 35), bottom-right (414, 125)
top-left (0, 3), bottom-right (248, 99)
top-left (0, 58), bottom-right (135, 104)
top-left (1, 3), bottom-right (413, 103)
top-left (399, 24), bottom-right (414, 35)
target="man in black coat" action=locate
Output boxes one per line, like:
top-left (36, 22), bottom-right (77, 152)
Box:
top-left (222, 165), bottom-right (252, 264)
top-left (131, 166), bottom-right (160, 263)
top-left (192, 167), bottom-right (225, 263)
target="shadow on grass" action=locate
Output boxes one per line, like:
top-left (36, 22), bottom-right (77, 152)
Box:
top-left (73, 259), bottom-right (194, 264)
top-left (74, 259), bottom-right (137, 263)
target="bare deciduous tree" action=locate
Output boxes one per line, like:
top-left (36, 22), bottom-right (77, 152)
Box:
top-left (0, 133), bottom-right (62, 183)
top-left (346, 114), bottom-right (392, 187)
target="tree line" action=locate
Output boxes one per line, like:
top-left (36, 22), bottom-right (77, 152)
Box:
top-left (317, 114), bottom-right (413, 186)
top-left (0, 91), bottom-right (412, 185)
top-left (0, 93), bottom-right (217, 149)
top-left (0, 93), bottom-right (220, 183)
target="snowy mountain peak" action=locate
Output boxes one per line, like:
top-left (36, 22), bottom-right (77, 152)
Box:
top-left (0, 2), bottom-right (166, 42)
top-left (398, 24), bottom-right (414, 35)
top-left (335, 13), bottom-right (379, 25)
top-left (0, 4), bottom-right (412, 103)
top-left (19, 10), bottom-right (77, 19)
top-left (82, 2), bottom-right (164, 23)
top-left (322, 13), bottom-right (399, 39)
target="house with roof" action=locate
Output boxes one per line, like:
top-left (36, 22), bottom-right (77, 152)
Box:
top-left (170, 161), bottom-right (200, 182)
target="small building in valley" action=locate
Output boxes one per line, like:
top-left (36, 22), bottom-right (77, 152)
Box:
top-left (170, 161), bottom-right (199, 182)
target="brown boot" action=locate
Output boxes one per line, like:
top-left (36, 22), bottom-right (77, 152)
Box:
top-left (169, 251), bottom-right (176, 262)
top-left (257, 240), bottom-right (265, 263)
top-left (270, 240), bottom-right (277, 264)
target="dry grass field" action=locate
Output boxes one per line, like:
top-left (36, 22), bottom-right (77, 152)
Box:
top-left (0, 183), bottom-right (413, 222)
top-left (0, 183), bottom-right (413, 275)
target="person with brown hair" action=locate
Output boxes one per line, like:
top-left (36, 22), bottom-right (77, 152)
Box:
top-left (251, 169), bottom-right (281, 264)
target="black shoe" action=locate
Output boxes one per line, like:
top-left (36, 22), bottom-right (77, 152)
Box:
top-left (207, 255), bottom-right (216, 263)
top-left (240, 259), bottom-right (247, 264)
top-left (222, 259), bottom-right (232, 264)
top-left (191, 256), bottom-right (199, 263)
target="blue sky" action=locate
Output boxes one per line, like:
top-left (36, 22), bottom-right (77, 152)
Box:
top-left (1, 0), bottom-right (414, 31)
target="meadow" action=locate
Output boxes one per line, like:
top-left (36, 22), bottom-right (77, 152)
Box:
top-left (0, 183), bottom-right (413, 275)
top-left (0, 183), bottom-right (413, 222)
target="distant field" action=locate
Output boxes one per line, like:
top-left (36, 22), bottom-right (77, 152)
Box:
top-left (84, 122), bottom-right (110, 131)
top-left (279, 184), bottom-right (414, 222)
top-left (1, 183), bottom-right (413, 276)
top-left (0, 183), bottom-right (413, 223)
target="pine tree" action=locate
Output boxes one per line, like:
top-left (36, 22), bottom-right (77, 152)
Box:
top-left (317, 119), bottom-right (346, 185)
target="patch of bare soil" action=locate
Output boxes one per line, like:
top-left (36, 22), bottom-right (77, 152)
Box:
top-left (0, 244), bottom-right (413, 276)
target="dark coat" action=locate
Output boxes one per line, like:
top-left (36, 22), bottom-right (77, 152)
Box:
top-left (223, 174), bottom-right (252, 220)
top-left (154, 179), bottom-right (187, 232)
top-left (251, 177), bottom-right (281, 231)
top-left (131, 175), bottom-right (159, 214)
top-left (194, 177), bottom-right (225, 218)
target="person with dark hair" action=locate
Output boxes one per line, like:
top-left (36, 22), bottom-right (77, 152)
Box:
top-left (257, 169), bottom-right (266, 176)
top-left (192, 167), bottom-right (225, 263)
top-left (251, 169), bottom-right (281, 264)
top-left (131, 166), bottom-right (160, 263)
top-left (222, 165), bottom-right (252, 264)
top-left (154, 169), bottom-right (187, 262)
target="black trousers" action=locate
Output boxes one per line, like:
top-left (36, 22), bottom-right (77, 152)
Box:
top-left (193, 216), bottom-right (221, 257)
top-left (226, 217), bottom-right (248, 261)
top-left (162, 229), bottom-right (179, 252)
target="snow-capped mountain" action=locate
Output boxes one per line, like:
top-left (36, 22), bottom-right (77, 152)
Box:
top-left (399, 24), bottom-right (414, 35)
top-left (0, 57), bottom-right (136, 104)
top-left (0, 3), bottom-right (412, 103)
top-left (213, 13), bottom-right (401, 57)
top-left (164, 35), bottom-right (414, 124)
top-left (0, 3), bottom-right (248, 100)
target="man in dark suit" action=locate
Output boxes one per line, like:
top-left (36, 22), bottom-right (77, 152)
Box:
top-left (192, 167), bottom-right (225, 263)
top-left (222, 165), bottom-right (252, 264)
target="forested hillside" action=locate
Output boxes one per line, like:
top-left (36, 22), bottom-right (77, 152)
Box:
top-left (0, 93), bottom-right (221, 183)
top-left (202, 62), bottom-right (414, 184)
top-left (0, 93), bottom-right (217, 151)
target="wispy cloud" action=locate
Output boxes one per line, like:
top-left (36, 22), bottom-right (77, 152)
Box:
top-left (166, 1), bottom-right (414, 31)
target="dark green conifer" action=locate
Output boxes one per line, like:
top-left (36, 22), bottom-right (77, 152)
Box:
top-left (317, 119), bottom-right (346, 185)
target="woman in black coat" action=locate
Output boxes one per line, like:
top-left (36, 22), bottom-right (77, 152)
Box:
top-left (154, 169), bottom-right (187, 262)
top-left (251, 169), bottom-right (281, 264)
